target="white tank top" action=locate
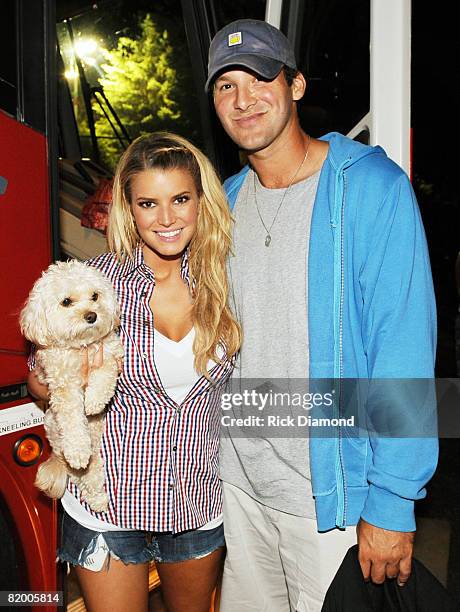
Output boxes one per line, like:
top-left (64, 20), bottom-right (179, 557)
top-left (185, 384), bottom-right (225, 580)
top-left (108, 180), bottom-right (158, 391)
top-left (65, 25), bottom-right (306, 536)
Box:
top-left (62, 327), bottom-right (223, 532)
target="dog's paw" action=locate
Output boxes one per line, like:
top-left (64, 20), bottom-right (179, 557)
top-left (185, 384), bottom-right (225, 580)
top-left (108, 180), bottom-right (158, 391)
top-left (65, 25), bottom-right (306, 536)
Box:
top-left (85, 385), bottom-right (114, 415)
top-left (63, 444), bottom-right (91, 470)
top-left (86, 491), bottom-right (108, 512)
top-left (84, 365), bottom-right (118, 415)
top-left (84, 396), bottom-right (106, 416)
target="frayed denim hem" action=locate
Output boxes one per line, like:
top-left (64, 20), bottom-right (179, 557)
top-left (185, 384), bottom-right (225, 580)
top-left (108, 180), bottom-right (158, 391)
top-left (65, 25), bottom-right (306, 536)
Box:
top-left (154, 540), bottom-right (225, 564)
top-left (57, 533), bottom-right (153, 572)
top-left (152, 526), bottom-right (225, 563)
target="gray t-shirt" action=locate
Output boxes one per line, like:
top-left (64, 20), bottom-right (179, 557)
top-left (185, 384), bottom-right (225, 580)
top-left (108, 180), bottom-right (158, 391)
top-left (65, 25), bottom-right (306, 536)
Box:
top-left (221, 168), bottom-right (319, 517)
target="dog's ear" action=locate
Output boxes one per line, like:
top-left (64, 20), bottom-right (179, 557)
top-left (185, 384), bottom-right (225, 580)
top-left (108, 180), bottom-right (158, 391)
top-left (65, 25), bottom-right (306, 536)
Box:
top-left (20, 289), bottom-right (51, 347)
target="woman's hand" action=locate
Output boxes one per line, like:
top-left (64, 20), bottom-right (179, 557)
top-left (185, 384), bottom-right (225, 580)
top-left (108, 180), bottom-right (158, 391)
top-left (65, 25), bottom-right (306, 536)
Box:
top-left (27, 369), bottom-right (50, 401)
top-left (80, 344), bottom-right (104, 388)
top-left (27, 345), bottom-right (105, 399)
top-left (28, 344), bottom-right (122, 400)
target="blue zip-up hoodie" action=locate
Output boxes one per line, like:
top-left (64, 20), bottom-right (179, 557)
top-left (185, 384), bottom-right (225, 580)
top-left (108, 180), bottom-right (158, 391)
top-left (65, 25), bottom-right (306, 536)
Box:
top-left (224, 132), bottom-right (438, 532)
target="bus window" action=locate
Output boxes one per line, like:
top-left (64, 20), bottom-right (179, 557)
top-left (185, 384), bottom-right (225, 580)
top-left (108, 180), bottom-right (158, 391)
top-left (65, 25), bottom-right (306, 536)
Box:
top-left (57, 2), bottom-right (205, 171)
top-left (281, 0), bottom-right (370, 139)
top-left (181, 0), bottom-right (370, 178)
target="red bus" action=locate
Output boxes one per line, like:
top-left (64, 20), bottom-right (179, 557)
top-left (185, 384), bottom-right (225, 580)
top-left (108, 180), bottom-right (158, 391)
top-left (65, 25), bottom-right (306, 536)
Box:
top-left (0, 0), bottom-right (62, 610)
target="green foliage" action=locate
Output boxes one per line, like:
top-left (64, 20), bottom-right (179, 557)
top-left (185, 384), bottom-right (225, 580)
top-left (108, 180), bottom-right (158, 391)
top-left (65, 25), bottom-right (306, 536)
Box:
top-left (95, 14), bottom-right (180, 169)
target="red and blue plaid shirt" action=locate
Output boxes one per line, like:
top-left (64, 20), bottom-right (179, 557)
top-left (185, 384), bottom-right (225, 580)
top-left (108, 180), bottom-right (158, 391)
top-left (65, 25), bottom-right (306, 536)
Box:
top-left (32, 245), bottom-right (233, 533)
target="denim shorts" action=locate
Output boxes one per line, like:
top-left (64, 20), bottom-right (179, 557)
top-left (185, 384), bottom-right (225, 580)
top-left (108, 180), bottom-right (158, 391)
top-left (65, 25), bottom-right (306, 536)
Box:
top-left (57, 511), bottom-right (225, 570)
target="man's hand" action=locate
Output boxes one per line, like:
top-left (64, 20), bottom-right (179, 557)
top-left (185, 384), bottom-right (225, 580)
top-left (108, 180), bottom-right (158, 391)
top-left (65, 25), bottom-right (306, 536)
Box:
top-left (356, 518), bottom-right (414, 586)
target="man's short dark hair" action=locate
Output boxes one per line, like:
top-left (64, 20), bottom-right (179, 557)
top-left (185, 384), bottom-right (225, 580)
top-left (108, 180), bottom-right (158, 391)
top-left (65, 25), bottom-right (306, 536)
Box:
top-left (283, 66), bottom-right (299, 86)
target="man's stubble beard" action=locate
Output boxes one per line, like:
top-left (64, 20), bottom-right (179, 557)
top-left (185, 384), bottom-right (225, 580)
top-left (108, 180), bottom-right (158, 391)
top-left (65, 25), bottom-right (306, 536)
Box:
top-left (222, 105), bottom-right (295, 157)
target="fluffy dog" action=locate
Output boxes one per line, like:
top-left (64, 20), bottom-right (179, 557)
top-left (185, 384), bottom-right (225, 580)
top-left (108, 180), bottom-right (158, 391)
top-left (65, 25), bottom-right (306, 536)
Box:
top-left (20, 260), bottom-right (123, 512)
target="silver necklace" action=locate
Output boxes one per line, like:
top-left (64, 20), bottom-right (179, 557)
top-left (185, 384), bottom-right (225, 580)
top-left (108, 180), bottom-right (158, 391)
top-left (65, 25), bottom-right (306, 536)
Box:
top-left (253, 135), bottom-right (311, 247)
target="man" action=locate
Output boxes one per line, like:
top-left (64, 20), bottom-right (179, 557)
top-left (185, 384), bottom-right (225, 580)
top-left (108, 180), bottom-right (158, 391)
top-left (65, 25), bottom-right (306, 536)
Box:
top-left (207, 19), bottom-right (438, 612)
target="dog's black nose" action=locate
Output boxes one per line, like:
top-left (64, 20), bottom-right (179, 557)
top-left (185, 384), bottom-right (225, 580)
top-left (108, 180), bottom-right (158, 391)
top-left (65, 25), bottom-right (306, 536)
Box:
top-left (84, 311), bottom-right (97, 324)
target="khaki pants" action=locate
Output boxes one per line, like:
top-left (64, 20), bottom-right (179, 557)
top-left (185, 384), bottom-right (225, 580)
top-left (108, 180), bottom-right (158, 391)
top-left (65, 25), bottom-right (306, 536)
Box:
top-left (220, 482), bottom-right (357, 612)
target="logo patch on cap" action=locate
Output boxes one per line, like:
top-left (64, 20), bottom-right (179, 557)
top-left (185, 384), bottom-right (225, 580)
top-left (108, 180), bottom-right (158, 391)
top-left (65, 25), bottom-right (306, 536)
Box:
top-left (228, 32), bottom-right (242, 47)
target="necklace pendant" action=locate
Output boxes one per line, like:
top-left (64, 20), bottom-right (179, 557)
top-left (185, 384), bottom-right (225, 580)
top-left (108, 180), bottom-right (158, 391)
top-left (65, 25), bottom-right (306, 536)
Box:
top-left (265, 234), bottom-right (271, 247)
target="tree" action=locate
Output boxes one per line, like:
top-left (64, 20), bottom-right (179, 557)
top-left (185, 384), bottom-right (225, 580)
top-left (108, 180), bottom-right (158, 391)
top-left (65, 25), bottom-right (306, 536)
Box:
top-left (94, 14), bottom-right (180, 168)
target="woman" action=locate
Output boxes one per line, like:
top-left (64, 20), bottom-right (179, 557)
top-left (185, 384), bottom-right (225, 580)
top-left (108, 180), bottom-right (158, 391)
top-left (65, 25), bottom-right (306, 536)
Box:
top-left (27, 132), bottom-right (241, 612)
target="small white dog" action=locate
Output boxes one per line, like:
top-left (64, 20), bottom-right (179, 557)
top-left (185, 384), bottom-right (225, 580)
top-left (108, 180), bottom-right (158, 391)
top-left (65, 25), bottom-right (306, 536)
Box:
top-left (20, 260), bottom-right (124, 512)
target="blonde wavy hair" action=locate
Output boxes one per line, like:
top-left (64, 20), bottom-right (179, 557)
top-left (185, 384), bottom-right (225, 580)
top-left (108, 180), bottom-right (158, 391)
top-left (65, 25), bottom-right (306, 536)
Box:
top-left (108, 132), bottom-right (241, 376)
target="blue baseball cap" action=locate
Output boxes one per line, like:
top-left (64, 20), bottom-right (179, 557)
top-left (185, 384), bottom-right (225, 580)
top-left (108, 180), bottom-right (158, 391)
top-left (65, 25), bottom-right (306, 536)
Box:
top-left (206, 19), bottom-right (297, 91)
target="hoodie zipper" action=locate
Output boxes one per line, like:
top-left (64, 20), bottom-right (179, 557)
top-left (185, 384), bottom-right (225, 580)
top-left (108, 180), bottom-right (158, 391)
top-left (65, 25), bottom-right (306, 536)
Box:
top-left (337, 169), bottom-right (348, 528)
top-left (332, 160), bottom-right (351, 528)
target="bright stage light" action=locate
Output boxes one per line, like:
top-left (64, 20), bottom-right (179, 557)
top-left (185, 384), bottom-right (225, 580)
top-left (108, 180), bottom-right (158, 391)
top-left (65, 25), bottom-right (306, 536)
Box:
top-left (75, 39), bottom-right (98, 58)
top-left (64, 68), bottom-right (79, 80)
